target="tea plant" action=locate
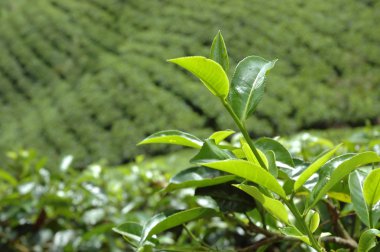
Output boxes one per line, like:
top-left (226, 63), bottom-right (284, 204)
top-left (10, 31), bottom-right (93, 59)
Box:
top-left (114, 32), bottom-right (380, 251)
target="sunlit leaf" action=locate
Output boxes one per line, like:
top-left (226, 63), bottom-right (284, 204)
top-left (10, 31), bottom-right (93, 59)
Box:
top-left (363, 168), bottom-right (380, 208)
top-left (138, 130), bottom-right (203, 148)
top-left (235, 184), bottom-right (289, 224)
top-left (228, 56), bottom-right (277, 121)
top-left (208, 130), bottom-right (235, 144)
top-left (201, 159), bottom-right (286, 198)
top-left (309, 152), bottom-right (380, 210)
top-left (294, 144), bottom-right (341, 192)
top-left (349, 171), bottom-right (370, 227)
top-left (112, 222), bottom-right (157, 247)
top-left (168, 56), bottom-right (229, 98)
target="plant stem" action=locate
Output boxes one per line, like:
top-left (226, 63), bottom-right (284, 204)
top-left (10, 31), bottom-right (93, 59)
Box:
top-left (221, 99), bottom-right (267, 170)
top-left (284, 200), bottom-right (324, 252)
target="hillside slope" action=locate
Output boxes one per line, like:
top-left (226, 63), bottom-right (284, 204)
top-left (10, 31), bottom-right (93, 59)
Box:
top-left (0, 0), bottom-right (379, 165)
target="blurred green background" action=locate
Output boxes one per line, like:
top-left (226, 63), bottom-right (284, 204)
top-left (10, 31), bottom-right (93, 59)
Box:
top-left (0, 0), bottom-right (379, 167)
top-left (1, 0), bottom-right (380, 251)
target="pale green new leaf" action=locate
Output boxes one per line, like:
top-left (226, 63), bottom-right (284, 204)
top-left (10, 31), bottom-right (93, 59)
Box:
top-left (235, 184), bottom-right (289, 224)
top-left (168, 56), bottom-right (229, 98)
top-left (294, 144), bottom-right (341, 191)
top-left (241, 141), bottom-right (268, 168)
top-left (210, 31), bottom-right (229, 72)
top-left (228, 56), bottom-right (277, 121)
top-left (208, 130), bottom-right (235, 144)
top-left (358, 229), bottom-right (380, 252)
top-left (363, 168), bottom-right (380, 208)
top-left (310, 152), bottom-right (380, 210)
top-left (201, 159), bottom-right (286, 198)
top-left (138, 130), bottom-right (203, 149)
top-left (349, 171), bottom-right (370, 227)
top-left (305, 210), bottom-right (320, 233)
top-left (280, 226), bottom-right (310, 245)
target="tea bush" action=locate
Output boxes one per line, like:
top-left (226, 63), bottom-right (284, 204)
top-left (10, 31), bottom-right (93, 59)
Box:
top-left (115, 32), bottom-right (380, 251)
top-left (0, 0), bottom-right (379, 166)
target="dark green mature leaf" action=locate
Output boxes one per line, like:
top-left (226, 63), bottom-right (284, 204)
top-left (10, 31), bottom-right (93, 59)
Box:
top-left (201, 159), bottom-right (286, 198)
top-left (235, 184), bottom-right (289, 223)
top-left (294, 144), bottom-right (341, 191)
top-left (208, 130), bottom-right (235, 144)
top-left (164, 166), bottom-right (236, 192)
top-left (196, 183), bottom-right (255, 212)
top-left (363, 168), bottom-right (380, 209)
top-left (256, 137), bottom-right (295, 167)
top-left (168, 56), bottom-right (229, 98)
top-left (309, 152), bottom-right (380, 210)
top-left (210, 31), bottom-right (229, 73)
top-left (358, 229), bottom-right (380, 252)
top-left (190, 139), bottom-right (234, 163)
top-left (228, 56), bottom-right (276, 121)
top-left (138, 130), bottom-right (203, 148)
top-left (349, 171), bottom-right (370, 227)
top-left (139, 208), bottom-right (217, 245)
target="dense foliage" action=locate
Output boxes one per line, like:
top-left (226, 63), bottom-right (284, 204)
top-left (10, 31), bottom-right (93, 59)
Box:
top-left (115, 33), bottom-right (380, 251)
top-left (0, 0), bottom-right (379, 166)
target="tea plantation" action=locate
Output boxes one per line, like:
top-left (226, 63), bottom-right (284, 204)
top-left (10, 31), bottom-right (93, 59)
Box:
top-left (0, 0), bottom-right (379, 166)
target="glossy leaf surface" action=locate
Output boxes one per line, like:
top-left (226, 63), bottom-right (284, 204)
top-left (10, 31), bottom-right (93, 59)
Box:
top-left (201, 159), bottom-right (286, 198)
top-left (168, 56), bottom-right (229, 98)
top-left (256, 137), bottom-right (295, 167)
top-left (210, 31), bottom-right (229, 72)
top-left (139, 208), bottom-right (217, 245)
top-left (138, 130), bottom-right (202, 148)
top-left (294, 144), bottom-right (341, 191)
top-left (358, 229), bottom-right (380, 252)
top-left (190, 139), bottom-right (234, 163)
top-left (164, 166), bottom-right (236, 192)
top-left (363, 168), bottom-right (380, 208)
top-left (196, 183), bottom-right (255, 212)
top-left (305, 210), bottom-right (320, 233)
top-left (235, 184), bottom-right (289, 224)
top-left (208, 130), bottom-right (235, 144)
top-left (228, 56), bottom-right (276, 121)
top-left (310, 152), bottom-right (380, 209)
top-left (349, 171), bottom-right (370, 227)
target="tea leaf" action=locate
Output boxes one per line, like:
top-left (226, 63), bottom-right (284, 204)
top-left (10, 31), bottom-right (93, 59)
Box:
top-left (294, 144), bottom-right (341, 191)
top-left (358, 229), bottom-right (380, 252)
top-left (138, 130), bottom-right (203, 148)
top-left (168, 56), bottom-right (229, 98)
top-left (235, 184), bottom-right (289, 224)
top-left (210, 31), bottom-right (229, 72)
top-left (349, 171), bottom-right (370, 227)
top-left (201, 159), bottom-right (286, 198)
top-left (228, 56), bottom-right (276, 121)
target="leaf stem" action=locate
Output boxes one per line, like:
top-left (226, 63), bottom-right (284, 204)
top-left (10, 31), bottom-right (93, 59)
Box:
top-left (221, 99), bottom-right (267, 170)
top-left (284, 200), bottom-right (323, 252)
